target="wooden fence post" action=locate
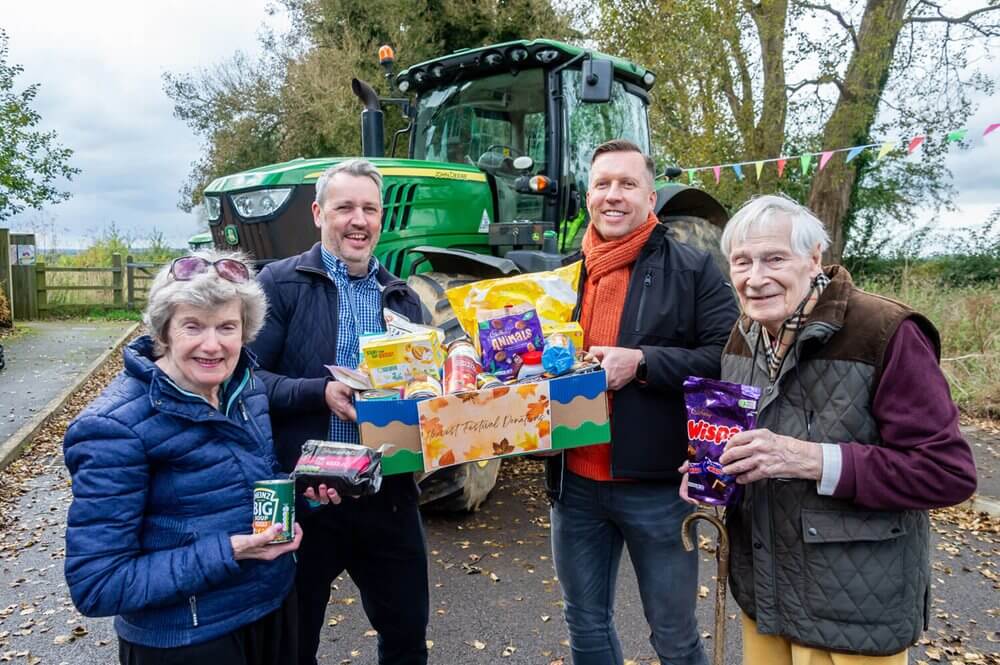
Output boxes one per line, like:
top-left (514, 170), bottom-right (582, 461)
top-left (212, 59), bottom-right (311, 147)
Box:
top-left (35, 259), bottom-right (47, 313)
top-left (0, 229), bottom-right (11, 324)
top-left (112, 253), bottom-right (124, 307)
top-left (126, 255), bottom-right (135, 310)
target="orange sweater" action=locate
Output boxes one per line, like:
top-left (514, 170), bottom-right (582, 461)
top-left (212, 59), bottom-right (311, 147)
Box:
top-left (566, 213), bottom-right (658, 481)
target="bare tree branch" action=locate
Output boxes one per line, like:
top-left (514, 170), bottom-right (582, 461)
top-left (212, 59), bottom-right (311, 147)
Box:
top-left (786, 75), bottom-right (846, 96)
top-left (796, 1), bottom-right (859, 49)
top-left (905, 4), bottom-right (1000, 33)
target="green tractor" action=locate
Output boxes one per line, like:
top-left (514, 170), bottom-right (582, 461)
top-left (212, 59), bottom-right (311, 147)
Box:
top-left (201, 39), bottom-right (729, 510)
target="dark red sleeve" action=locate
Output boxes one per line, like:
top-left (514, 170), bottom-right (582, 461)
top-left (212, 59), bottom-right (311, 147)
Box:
top-left (833, 319), bottom-right (977, 510)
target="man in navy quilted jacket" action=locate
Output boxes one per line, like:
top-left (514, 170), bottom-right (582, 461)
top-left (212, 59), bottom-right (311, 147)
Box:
top-left (250, 159), bottom-right (429, 665)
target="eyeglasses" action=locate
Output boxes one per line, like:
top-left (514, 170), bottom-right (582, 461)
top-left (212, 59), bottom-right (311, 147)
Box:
top-left (169, 256), bottom-right (250, 284)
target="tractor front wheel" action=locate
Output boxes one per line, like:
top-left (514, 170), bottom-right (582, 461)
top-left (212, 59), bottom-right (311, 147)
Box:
top-left (405, 271), bottom-right (502, 512)
top-left (659, 214), bottom-right (728, 276)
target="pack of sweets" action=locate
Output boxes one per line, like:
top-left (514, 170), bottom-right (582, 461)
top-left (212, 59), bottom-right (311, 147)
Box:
top-left (477, 305), bottom-right (545, 381)
top-left (291, 440), bottom-right (383, 498)
top-left (359, 330), bottom-right (445, 389)
top-left (541, 321), bottom-right (584, 351)
top-left (682, 377), bottom-right (761, 506)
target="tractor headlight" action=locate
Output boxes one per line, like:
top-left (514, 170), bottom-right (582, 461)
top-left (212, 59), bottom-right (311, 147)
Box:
top-left (398, 78), bottom-right (410, 93)
top-left (535, 49), bottom-right (560, 64)
top-left (230, 187), bottom-right (293, 220)
top-left (203, 195), bottom-right (222, 224)
top-left (642, 71), bottom-right (656, 87)
top-left (509, 47), bottom-right (529, 64)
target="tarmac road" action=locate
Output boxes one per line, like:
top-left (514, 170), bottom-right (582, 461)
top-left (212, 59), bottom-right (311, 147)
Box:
top-left (0, 455), bottom-right (996, 665)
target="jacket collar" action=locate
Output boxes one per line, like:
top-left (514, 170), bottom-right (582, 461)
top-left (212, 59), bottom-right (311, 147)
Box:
top-left (296, 242), bottom-right (406, 291)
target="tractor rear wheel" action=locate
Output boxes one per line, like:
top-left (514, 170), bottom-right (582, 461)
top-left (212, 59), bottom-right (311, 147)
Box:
top-left (659, 214), bottom-right (728, 276)
top-left (405, 271), bottom-right (503, 512)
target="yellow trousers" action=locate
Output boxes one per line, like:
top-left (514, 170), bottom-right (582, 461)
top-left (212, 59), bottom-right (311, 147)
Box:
top-left (741, 614), bottom-right (908, 665)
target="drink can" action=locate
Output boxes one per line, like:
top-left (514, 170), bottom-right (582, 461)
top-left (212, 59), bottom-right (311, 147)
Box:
top-left (444, 338), bottom-right (482, 394)
top-left (476, 373), bottom-right (503, 389)
top-left (253, 479), bottom-right (295, 544)
top-left (404, 374), bottom-right (443, 400)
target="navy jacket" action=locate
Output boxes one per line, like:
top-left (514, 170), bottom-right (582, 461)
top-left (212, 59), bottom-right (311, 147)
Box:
top-left (547, 225), bottom-right (739, 494)
top-left (250, 243), bottom-right (423, 499)
top-left (63, 336), bottom-right (294, 648)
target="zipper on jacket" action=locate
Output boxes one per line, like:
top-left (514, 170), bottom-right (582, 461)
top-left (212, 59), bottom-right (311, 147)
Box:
top-left (189, 596), bottom-right (199, 627)
top-left (634, 270), bottom-right (653, 333)
top-left (239, 400), bottom-right (250, 422)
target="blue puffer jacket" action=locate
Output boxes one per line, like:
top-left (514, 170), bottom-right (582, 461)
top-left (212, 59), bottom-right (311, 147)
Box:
top-left (63, 336), bottom-right (295, 648)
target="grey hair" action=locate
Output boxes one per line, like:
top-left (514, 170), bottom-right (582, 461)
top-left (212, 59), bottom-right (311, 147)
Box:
top-left (143, 250), bottom-right (268, 357)
top-left (315, 159), bottom-right (384, 207)
top-left (720, 194), bottom-right (831, 258)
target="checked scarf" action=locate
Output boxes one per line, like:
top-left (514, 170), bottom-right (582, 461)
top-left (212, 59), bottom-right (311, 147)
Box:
top-left (760, 271), bottom-right (831, 381)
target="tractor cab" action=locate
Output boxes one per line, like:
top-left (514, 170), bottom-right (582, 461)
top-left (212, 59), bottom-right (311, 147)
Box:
top-left (391, 40), bottom-right (658, 254)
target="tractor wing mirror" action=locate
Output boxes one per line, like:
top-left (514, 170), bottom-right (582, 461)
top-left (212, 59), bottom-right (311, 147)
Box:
top-left (581, 58), bottom-right (613, 103)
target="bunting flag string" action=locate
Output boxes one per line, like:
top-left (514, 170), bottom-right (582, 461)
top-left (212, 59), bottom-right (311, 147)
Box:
top-left (677, 121), bottom-right (998, 184)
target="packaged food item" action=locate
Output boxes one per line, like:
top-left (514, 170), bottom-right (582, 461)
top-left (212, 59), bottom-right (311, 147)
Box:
top-left (476, 373), bottom-right (503, 389)
top-left (359, 330), bottom-right (444, 389)
top-left (517, 350), bottom-right (545, 381)
top-left (447, 262), bottom-right (582, 349)
top-left (326, 365), bottom-right (373, 391)
top-left (252, 479), bottom-right (295, 544)
top-left (443, 338), bottom-right (482, 394)
top-left (359, 388), bottom-right (401, 401)
top-left (404, 374), bottom-right (444, 400)
top-left (542, 332), bottom-right (575, 376)
top-left (541, 322), bottom-right (584, 351)
top-left (477, 305), bottom-right (545, 381)
top-left (292, 440), bottom-right (383, 498)
top-left (682, 377), bottom-right (761, 506)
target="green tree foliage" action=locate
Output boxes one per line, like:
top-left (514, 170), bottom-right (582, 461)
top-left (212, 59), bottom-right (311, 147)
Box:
top-left (0, 29), bottom-right (79, 222)
top-left (165, 0), bottom-right (575, 211)
top-left (589, 0), bottom-right (999, 260)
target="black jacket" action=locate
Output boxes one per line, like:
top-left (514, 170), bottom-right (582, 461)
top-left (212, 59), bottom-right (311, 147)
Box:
top-left (546, 224), bottom-right (739, 496)
top-left (250, 243), bottom-right (424, 500)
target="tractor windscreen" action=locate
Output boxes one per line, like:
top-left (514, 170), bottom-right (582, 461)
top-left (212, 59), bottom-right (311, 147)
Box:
top-left (561, 69), bottom-right (651, 248)
top-left (412, 69), bottom-right (547, 223)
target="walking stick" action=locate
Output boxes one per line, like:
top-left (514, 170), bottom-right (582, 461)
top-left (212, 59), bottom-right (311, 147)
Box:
top-left (682, 509), bottom-right (729, 665)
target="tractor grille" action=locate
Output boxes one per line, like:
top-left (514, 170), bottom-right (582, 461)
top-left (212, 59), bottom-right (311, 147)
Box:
top-left (382, 183), bottom-right (418, 232)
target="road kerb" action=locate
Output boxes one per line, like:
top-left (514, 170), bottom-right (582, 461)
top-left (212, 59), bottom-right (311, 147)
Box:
top-left (965, 495), bottom-right (1000, 518)
top-left (0, 322), bottom-right (139, 473)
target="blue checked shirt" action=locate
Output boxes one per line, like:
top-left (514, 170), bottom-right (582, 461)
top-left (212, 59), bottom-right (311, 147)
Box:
top-left (322, 247), bottom-right (385, 443)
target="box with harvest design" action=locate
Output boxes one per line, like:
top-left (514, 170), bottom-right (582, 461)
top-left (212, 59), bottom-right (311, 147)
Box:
top-left (355, 369), bottom-right (610, 474)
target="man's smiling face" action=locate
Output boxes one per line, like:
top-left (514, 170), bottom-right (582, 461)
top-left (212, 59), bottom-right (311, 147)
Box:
top-left (586, 150), bottom-right (657, 240)
top-left (312, 172), bottom-right (382, 276)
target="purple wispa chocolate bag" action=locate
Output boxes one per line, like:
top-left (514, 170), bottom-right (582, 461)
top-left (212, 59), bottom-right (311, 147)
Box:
top-left (683, 376), bottom-right (761, 506)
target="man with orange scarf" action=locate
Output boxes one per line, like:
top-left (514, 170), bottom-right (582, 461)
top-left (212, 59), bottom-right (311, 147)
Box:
top-left (545, 140), bottom-right (739, 665)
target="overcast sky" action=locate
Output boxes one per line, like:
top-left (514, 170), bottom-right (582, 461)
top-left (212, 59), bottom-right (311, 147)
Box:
top-left (2, 2), bottom-right (997, 249)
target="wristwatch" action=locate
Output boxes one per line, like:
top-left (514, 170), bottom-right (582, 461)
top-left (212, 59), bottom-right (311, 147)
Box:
top-left (635, 351), bottom-right (648, 381)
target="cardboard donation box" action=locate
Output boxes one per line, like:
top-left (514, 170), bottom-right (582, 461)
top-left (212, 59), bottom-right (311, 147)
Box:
top-left (356, 369), bottom-right (610, 475)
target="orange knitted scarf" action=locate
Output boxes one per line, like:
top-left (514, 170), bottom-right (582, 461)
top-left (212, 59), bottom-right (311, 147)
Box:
top-left (579, 211), bottom-right (659, 349)
top-left (568, 212), bottom-right (658, 482)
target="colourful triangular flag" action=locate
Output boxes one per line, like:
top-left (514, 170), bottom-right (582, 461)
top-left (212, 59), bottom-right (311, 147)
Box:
top-left (688, 169), bottom-right (695, 184)
top-left (845, 146), bottom-right (865, 163)
top-left (946, 129), bottom-right (968, 142)
top-left (907, 136), bottom-right (926, 154)
top-left (984, 123), bottom-right (999, 137)
top-left (732, 164), bottom-right (744, 181)
top-left (712, 165), bottom-right (721, 184)
top-left (777, 158), bottom-right (787, 178)
top-left (754, 161), bottom-right (764, 179)
top-left (800, 153), bottom-right (813, 175)
top-left (876, 142), bottom-right (895, 160)
top-left (819, 151), bottom-right (834, 171)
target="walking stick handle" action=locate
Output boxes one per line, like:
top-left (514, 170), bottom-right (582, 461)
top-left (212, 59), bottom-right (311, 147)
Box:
top-left (681, 510), bottom-right (730, 665)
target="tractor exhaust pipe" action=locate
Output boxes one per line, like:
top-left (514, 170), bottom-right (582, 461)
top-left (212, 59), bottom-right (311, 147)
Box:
top-left (352, 78), bottom-right (384, 158)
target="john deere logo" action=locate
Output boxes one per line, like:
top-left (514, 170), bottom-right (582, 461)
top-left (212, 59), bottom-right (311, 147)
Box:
top-left (223, 225), bottom-right (239, 245)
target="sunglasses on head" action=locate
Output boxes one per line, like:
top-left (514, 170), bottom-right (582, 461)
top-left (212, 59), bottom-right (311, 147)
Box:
top-left (169, 256), bottom-right (250, 284)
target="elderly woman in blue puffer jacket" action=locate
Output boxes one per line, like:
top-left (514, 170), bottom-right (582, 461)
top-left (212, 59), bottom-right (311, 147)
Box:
top-left (64, 251), bottom-right (301, 665)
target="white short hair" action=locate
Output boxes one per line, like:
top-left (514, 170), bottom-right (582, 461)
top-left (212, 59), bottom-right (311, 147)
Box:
top-left (720, 194), bottom-right (831, 258)
top-left (143, 250), bottom-right (267, 356)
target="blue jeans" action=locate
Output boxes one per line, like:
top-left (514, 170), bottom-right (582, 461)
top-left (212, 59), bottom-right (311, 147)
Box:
top-left (551, 471), bottom-right (708, 665)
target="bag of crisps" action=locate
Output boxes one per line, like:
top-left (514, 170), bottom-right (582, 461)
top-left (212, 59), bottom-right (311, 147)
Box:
top-left (446, 261), bottom-right (582, 353)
